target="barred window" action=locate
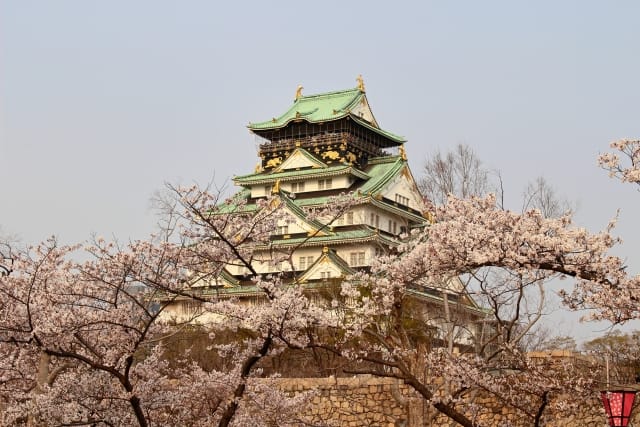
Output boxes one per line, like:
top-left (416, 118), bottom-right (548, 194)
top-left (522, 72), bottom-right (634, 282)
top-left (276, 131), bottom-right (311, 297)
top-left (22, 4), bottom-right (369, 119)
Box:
top-left (318, 178), bottom-right (333, 190)
top-left (291, 182), bottom-right (305, 193)
top-left (395, 194), bottom-right (410, 206)
top-left (346, 212), bottom-right (354, 225)
top-left (349, 251), bottom-right (366, 266)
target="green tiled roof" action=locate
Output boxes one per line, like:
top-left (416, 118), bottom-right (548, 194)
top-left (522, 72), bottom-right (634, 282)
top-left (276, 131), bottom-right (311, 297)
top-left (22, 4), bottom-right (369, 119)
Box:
top-left (248, 87), bottom-right (405, 143)
top-left (234, 165), bottom-right (370, 186)
top-left (279, 192), bottom-right (328, 232)
top-left (298, 248), bottom-right (356, 283)
top-left (214, 189), bottom-right (253, 214)
top-left (357, 156), bottom-right (405, 195)
top-left (249, 88), bottom-right (362, 129)
top-left (323, 249), bottom-right (356, 275)
top-left (350, 116), bottom-right (406, 143)
top-left (262, 227), bottom-right (399, 249)
top-left (222, 155), bottom-right (425, 223)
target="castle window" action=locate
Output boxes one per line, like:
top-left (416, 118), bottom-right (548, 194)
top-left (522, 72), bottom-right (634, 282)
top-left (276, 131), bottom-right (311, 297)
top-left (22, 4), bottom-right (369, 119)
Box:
top-left (346, 212), bottom-right (354, 225)
top-left (291, 182), bottom-right (305, 193)
top-left (349, 251), bottom-right (366, 266)
top-left (299, 255), bottom-right (314, 270)
top-left (182, 300), bottom-right (202, 316)
top-left (278, 225), bottom-right (289, 235)
top-left (276, 260), bottom-right (292, 271)
top-left (318, 178), bottom-right (333, 190)
top-left (395, 194), bottom-right (410, 206)
top-left (320, 271), bottom-right (332, 279)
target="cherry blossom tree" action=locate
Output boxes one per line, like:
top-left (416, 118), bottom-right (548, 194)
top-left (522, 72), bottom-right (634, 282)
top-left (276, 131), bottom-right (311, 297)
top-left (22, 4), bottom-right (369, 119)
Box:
top-left (306, 194), bottom-right (623, 426)
top-left (599, 139), bottom-right (640, 187)
top-left (1, 140), bottom-right (639, 426)
top-left (0, 232), bottom-right (16, 276)
top-left (302, 140), bottom-right (640, 426)
top-left (0, 188), bottom-right (325, 426)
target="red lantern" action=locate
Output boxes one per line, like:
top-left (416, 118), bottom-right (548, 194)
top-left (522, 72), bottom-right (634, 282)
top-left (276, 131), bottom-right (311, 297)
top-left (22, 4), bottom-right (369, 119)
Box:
top-left (601, 390), bottom-right (637, 427)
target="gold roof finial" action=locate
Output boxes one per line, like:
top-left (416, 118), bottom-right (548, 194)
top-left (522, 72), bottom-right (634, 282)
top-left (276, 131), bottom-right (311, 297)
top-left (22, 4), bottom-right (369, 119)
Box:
top-left (356, 74), bottom-right (365, 92)
top-left (322, 246), bottom-right (329, 254)
top-left (272, 179), bottom-right (281, 194)
top-left (295, 85), bottom-right (304, 100)
top-left (399, 144), bottom-right (407, 161)
top-left (424, 211), bottom-right (436, 224)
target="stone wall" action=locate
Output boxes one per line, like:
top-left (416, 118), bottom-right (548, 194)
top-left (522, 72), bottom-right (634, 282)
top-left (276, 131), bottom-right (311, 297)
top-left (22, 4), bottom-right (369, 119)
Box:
top-left (271, 375), bottom-right (639, 426)
top-left (275, 376), bottom-right (412, 427)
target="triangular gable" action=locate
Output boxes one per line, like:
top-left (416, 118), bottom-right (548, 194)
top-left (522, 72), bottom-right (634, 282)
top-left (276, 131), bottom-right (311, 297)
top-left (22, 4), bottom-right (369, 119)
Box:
top-left (298, 247), bottom-right (355, 282)
top-left (278, 194), bottom-right (330, 237)
top-left (349, 94), bottom-right (379, 127)
top-left (379, 164), bottom-right (425, 211)
top-left (189, 268), bottom-right (239, 289)
top-left (273, 147), bottom-right (327, 172)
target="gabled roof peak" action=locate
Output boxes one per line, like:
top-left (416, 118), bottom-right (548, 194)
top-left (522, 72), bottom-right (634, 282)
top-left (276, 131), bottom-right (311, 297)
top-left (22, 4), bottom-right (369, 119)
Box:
top-left (248, 83), bottom-right (405, 144)
top-left (248, 86), bottom-right (367, 131)
top-left (295, 86), bottom-right (362, 102)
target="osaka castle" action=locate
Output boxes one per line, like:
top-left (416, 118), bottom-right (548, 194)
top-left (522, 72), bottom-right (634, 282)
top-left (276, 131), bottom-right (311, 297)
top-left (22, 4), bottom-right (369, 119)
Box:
top-left (164, 77), bottom-right (481, 330)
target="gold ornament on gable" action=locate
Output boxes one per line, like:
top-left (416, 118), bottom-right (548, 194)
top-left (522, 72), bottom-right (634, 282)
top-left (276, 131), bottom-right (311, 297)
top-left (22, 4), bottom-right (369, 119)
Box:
top-left (321, 150), bottom-right (340, 160)
top-left (271, 180), bottom-right (281, 194)
top-left (345, 152), bottom-right (357, 163)
top-left (266, 157), bottom-right (283, 168)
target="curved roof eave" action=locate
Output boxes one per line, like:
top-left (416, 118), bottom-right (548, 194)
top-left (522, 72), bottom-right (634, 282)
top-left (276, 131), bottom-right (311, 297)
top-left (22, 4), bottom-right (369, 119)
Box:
top-left (234, 165), bottom-right (370, 186)
top-left (250, 115), bottom-right (405, 144)
top-left (247, 87), bottom-right (406, 144)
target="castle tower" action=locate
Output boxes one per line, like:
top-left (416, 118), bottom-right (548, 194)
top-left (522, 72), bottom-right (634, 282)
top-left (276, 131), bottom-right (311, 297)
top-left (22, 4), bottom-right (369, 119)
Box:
top-left (231, 81), bottom-right (426, 282)
top-left (165, 79), bottom-right (481, 334)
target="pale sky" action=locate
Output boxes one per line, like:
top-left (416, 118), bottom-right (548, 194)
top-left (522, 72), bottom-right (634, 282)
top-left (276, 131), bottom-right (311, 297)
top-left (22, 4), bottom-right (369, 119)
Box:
top-left (1, 1), bottom-right (639, 342)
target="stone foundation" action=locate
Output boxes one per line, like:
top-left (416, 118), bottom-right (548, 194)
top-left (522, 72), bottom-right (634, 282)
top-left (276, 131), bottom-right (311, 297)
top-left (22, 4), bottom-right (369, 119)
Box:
top-left (269, 375), bottom-right (638, 426)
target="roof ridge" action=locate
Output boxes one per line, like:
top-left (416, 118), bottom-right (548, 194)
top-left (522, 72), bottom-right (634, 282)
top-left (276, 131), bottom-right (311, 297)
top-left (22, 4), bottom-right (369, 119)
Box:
top-left (278, 192), bottom-right (331, 234)
top-left (368, 155), bottom-right (403, 164)
top-left (298, 87), bottom-right (360, 100)
top-left (234, 164), bottom-right (365, 184)
top-left (359, 156), bottom-right (405, 196)
top-left (248, 86), bottom-right (405, 144)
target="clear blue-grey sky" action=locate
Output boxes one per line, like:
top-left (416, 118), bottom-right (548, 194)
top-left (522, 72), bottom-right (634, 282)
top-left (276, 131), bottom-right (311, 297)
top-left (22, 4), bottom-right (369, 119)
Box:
top-left (1, 1), bottom-right (639, 342)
